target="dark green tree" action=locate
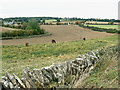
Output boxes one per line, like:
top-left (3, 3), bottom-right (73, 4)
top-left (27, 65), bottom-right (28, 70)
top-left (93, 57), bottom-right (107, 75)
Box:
top-left (22, 22), bottom-right (28, 30)
top-left (56, 19), bottom-right (60, 22)
top-left (108, 20), bottom-right (114, 25)
top-left (26, 20), bottom-right (40, 30)
top-left (42, 20), bottom-right (45, 25)
top-left (26, 20), bottom-right (45, 34)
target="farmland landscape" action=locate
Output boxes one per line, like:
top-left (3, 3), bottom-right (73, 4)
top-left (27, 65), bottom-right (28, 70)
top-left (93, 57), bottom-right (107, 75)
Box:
top-left (2, 25), bottom-right (113, 45)
top-left (87, 25), bottom-right (118, 30)
top-left (2, 34), bottom-right (117, 71)
top-left (1, 17), bottom-right (119, 88)
top-left (0, 0), bottom-right (119, 88)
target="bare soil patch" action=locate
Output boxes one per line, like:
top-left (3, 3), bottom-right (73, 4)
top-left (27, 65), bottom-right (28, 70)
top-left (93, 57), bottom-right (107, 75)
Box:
top-left (2, 25), bottom-right (113, 45)
top-left (2, 27), bottom-right (21, 32)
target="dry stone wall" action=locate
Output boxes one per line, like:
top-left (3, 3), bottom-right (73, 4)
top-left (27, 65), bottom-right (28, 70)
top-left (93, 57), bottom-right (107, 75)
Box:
top-left (0, 46), bottom-right (117, 89)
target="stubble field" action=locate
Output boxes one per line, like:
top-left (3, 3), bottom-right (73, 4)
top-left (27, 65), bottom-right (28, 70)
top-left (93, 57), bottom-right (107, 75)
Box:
top-left (2, 25), bottom-right (113, 45)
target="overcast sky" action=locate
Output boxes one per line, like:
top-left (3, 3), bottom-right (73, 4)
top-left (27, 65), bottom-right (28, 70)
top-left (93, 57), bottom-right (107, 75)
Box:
top-left (0, 0), bottom-right (119, 19)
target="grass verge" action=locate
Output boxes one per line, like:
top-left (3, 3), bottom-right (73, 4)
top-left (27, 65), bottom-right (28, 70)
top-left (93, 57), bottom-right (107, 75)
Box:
top-left (75, 46), bottom-right (118, 88)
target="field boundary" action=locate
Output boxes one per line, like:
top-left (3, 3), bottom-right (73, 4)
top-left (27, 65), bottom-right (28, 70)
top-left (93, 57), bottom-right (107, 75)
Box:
top-left (1, 32), bottom-right (52, 40)
top-left (2, 25), bottom-right (114, 45)
top-left (79, 24), bottom-right (118, 33)
top-left (1, 46), bottom-right (118, 88)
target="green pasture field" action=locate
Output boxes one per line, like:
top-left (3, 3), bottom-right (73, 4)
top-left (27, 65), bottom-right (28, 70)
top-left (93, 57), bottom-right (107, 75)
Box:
top-left (60, 19), bottom-right (82, 22)
top-left (45, 19), bottom-right (57, 23)
top-left (44, 19), bottom-right (82, 23)
top-left (2, 35), bottom-right (118, 78)
top-left (87, 25), bottom-right (118, 30)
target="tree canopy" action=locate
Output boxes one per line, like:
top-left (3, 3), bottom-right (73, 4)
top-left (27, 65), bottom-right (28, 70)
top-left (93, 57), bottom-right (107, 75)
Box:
top-left (26, 20), bottom-right (41, 31)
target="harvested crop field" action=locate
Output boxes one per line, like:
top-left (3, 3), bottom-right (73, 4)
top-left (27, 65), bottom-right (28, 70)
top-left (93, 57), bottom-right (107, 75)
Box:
top-left (2, 27), bottom-right (21, 32)
top-left (2, 25), bottom-right (113, 45)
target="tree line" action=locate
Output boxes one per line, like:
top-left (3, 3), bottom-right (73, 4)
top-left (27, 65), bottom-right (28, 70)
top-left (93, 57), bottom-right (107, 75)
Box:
top-left (2, 17), bottom-right (120, 23)
top-left (2, 21), bottom-right (46, 39)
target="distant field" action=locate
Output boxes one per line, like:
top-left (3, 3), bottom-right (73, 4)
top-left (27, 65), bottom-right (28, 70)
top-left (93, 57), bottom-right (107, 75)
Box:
top-left (60, 19), bottom-right (82, 22)
top-left (87, 25), bottom-right (118, 30)
top-left (45, 19), bottom-right (57, 23)
top-left (2, 25), bottom-right (113, 45)
top-left (2, 27), bottom-right (22, 32)
top-left (45, 19), bottom-right (82, 23)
